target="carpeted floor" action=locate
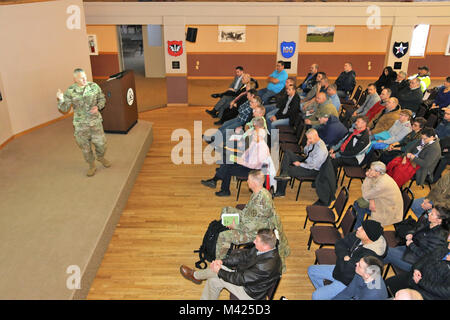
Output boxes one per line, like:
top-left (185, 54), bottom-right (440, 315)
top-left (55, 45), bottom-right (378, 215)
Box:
top-left (0, 117), bottom-right (153, 299)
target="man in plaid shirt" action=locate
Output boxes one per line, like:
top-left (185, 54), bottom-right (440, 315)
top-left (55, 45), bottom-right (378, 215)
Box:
top-left (203, 89), bottom-right (261, 147)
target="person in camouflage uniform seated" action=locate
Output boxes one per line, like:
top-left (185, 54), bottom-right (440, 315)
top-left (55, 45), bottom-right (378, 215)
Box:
top-left (216, 170), bottom-right (290, 273)
top-left (56, 68), bottom-right (111, 177)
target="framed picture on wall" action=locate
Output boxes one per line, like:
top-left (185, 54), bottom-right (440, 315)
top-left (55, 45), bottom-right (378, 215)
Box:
top-left (88, 34), bottom-right (98, 55)
top-left (306, 26), bottom-right (335, 42)
top-left (218, 26), bottom-right (246, 43)
top-left (445, 35), bottom-right (450, 56)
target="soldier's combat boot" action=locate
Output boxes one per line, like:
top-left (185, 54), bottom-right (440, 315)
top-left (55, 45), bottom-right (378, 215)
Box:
top-left (87, 162), bottom-right (96, 177)
top-left (97, 157), bottom-right (111, 168)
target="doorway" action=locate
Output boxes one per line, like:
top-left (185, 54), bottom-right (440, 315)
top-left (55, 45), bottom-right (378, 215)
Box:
top-left (118, 25), bottom-right (145, 76)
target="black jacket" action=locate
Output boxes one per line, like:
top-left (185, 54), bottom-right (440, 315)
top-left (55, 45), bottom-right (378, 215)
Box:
top-left (402, 217), bottom-right (449, 265)
top-left (335, 70), bottom-right (356, 95)
top-left (398, 87), bottom-right (423, 113)
top-left (334, 128), bottom-right (370, 160)
top-left (375, 69), bottom-right (397, 94)
top-left (333, 232), bottom-right (388, 286)
top-left (409, 244), bottom-right (450, 300)
top-left (219, 246), bottom-right (281, 300)
top-left (390, 80), bottom-right (409, 98)
top-left (315, 157), bottom-right (337, 206)
top-left (299, 72), bottom-right (318, 94)
top-left (274, 94), bottom-right (300, 121)
top-left (404, 138), bottom-right (441, 186)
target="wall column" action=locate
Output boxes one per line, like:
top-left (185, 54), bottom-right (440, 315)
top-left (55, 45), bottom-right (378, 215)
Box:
top-left (276, 17), bottom-right (300, 78)
top-left (385, 17), bottom-right (415, 74)
top-left (163, 16), bottom-right (188, 106)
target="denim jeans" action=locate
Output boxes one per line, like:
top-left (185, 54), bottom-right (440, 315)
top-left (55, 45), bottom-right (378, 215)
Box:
top-left (383, 246), bottom-right (413, 272)
top-left (271, 118), bottom-right (290, 129)
top-left (353, 201), bottom-right (372, 230)
top-left (410, 197), bottom-right (430, 218)
top-left (258, 88), bottom-right (277, 105)
top-left (308, 264), bottom-right (347, 300)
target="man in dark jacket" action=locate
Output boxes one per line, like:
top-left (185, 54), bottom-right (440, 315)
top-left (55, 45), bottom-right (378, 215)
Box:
top-left (397, 77), bottom-right (423, 114)
top-left (317, 114), bottom-right (348, 147)
top-left (298, 63), bottom-right (319, 97)
top-left (329, 115), bottom-right (371, 176)
top-left (386, 241), bottom-right (450, 300)
top-left (335, 62), bottom-right (356, 99)
top-left (180, 229), bottom-right (281, 300)
top-left (308, 220), bottom-right (387, 300)
top-left (267, 85), bottom-right (300, 131)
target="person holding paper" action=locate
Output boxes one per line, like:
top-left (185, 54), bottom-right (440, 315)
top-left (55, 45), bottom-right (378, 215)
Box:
top-left (214, 170), bottom-right (290, 274)
top-left (201, 126), bottom-right (270, 197)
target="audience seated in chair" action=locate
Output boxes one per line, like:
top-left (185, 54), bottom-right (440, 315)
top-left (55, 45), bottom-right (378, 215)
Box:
top-left (203, 90), bottom-right (260, 146)
top-left (206, 66), bottom-right (245, 118)
top-left (332, 256), bottom-right (387, 300)
top-left (375, 66), bottom-right (397, 95)
top-left (386, 239), bottom-right (450, 300)
top-left (364, 88), bottom-right (391, 125)
top-left (201, 124), bottom-right (270, 197)
top-left (307, 220), bottom-right (387, 300)
top-left (352, 83), bottom-right (380, 118)
top-left (300, 72), bottom-right (327, 110)
top-left (390, 71), bottom-right (409, 99)
top-left (298, 63), bottom-right (319, 97)
top-left (370, 109), bottom-right (413, 151)
top-left (326, 83), bottom-right (341, 112)
top-left (329, 115), bottom-right (371, 177)
top-left (304, 92), bottom-right (339, 128)
top-left (408, 66), bottom-right (431, 94)
top-left (369, 97), bottom-right (401, 135)
top-left (267, 85), bottom-right (300, 131)
top-left (378, 117), bottom-right (426, 165)
top-left (180, 229), bottom-right (282, 300)
top-left (335, 62), bottom-right (356, 99)
top-left (316, 114), bottom-right (348, 148)
top-left (410, 172), bottom-right (450, 219)
top-left (273, 129), bottom-right (328, 198)
top-left (353, 161), bottom-right (403, 230)
top-left (386, 127), bottom-right (441, 188)
top-left (429, 76), bottom-right (450, 116)
top-left (384, 206), bottom-right (449, 273)
top-left (257, 61), bottom-right (288, 105)
top-left (397, 77), bottom-right (423, 115)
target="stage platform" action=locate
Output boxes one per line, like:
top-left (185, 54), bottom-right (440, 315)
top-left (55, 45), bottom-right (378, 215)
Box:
top-left (0, 118), bottom-right (153, 299)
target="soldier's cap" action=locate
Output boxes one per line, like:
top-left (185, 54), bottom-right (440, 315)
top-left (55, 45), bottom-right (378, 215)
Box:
top-left (418, 66), bottom-right (429, 72)
top-left (319, 114), bottom-right (331, 119)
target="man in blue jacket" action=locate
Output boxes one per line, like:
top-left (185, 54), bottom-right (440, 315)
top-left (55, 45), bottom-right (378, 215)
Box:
top-left (332, 255), bottom-right (387, 300)
top-left (258, 61), bottom-right (288, 105)
top-left (316, 114), bottom-right (348, 147)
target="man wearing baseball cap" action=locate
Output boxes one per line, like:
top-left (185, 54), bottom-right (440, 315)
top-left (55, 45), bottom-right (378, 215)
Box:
top-left (408, 66), bottom-right (431, 93)
top-left (308, 219), bottom-right (388, 300)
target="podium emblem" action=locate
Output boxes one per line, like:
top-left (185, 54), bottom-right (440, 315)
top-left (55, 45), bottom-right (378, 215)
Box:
top-left (168, 41), bottom-right (183, 57)
top-left (126, 88), bottom-right (134, 106)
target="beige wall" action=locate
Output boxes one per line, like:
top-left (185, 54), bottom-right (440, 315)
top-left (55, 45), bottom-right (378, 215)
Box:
top-left (299, 25), bottom-right (391, 53)
top-left (0, 0), bottom-right (92, 135)
top-left (427, 25), bottom-right (450, 53)
top-left (0, 73), bottom-right (13, 146)
top-left (86, 25), bottom-right (119, 53)
top-left (186, 25), bottom-right (278, 53)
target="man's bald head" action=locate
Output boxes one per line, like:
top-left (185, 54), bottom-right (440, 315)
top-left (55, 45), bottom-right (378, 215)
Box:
top-left (315, 92), bottom-right (327, 104)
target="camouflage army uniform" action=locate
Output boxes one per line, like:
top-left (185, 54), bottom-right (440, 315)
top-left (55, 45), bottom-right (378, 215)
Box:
top-left (216, 188), bottom-right (290, 273)
top-left (57, 82), bottom-right (107, 164)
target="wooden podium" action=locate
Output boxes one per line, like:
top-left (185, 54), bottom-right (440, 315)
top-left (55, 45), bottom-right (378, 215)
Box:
top-left (99, 70), bottom-right (138, 134)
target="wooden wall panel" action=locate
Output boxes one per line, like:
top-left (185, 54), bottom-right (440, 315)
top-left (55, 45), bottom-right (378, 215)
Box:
top-left (408, 54), bottom-right (450, 78)
top-left (187, 53), bottom-right (277, 78)
top-left (298, 53), bottom-right (386, 78)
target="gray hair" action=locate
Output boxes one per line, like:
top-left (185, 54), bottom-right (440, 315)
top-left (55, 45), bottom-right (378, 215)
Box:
top-left (371, 161), bottom-right (386, 174)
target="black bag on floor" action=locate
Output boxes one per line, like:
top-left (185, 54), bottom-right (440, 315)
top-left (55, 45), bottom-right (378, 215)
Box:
top-left (194, 219), bottom-right (228, 269)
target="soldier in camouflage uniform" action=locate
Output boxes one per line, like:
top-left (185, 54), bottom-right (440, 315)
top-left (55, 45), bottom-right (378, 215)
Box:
top-left (56, 68), bottom-right (111, 176)
top-left (216, 170), bottom-right (290, 273)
